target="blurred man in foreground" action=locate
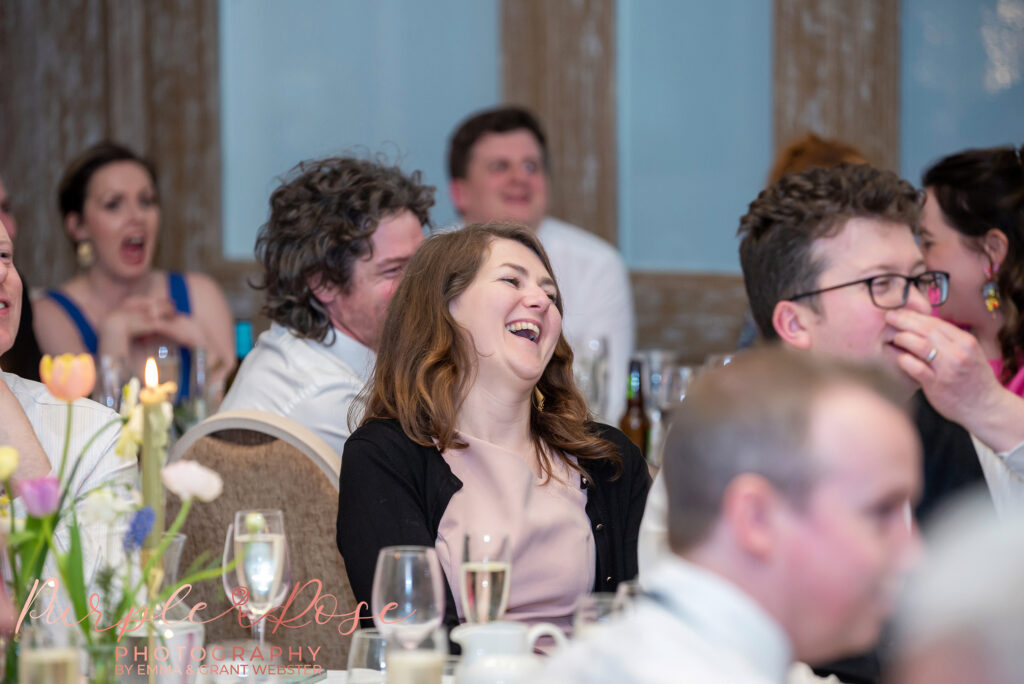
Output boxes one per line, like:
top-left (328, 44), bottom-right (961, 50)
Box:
top-left (541, 349), bottom-right (921, 683)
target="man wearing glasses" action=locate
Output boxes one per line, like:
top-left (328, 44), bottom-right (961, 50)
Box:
top-left (640, 163), bottom-right (1024, 684)
top-left (737, 163), bottom-right (1024, 522)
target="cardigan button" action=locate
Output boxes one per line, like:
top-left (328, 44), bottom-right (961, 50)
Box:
top-left (605, 576), bottom-right (613, 584)
top-left (595, 523), bottom-right (605, 531)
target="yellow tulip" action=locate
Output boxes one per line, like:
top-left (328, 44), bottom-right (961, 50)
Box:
top-left (39, 354), bottom-right (97, 402)
top-left (0, 447), bottom-right (18, 481)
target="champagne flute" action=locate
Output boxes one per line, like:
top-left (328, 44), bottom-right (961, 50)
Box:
top-left (221, 509), bottom-right (291, 654)
top-left (371, 546), bottom-right (445, 650)
top-left (460, 532), bottom-right (511, 623)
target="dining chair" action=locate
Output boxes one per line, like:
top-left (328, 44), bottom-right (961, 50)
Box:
top-left (166, 409), bottom-right (356, 670)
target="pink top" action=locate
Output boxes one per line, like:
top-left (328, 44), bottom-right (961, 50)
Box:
top-left (436, 432), bottom-right (595, 633)
top-left (990, 358), bottom-right (1024, 397)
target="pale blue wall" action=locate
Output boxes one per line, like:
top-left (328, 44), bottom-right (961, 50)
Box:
top-left (902, 0), bottom-right (1024, 185)
top-left (219, 0), bottom-right (500, 260)
top-left (616, 0), bottom-right (773, 273)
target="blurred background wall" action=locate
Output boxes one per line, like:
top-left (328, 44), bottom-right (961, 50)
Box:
top-left (1, 0), bottom-right (1021, 362)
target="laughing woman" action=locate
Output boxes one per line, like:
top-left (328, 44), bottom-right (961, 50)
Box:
top-left (32, 142), bottom-right (234, 397)
top-left (337, 223), bottom-right (650, 634)
top-left (919, 145), bottom-right (1024, 395)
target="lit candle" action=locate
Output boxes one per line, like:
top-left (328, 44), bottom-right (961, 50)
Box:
top-left (141, 358), bottom-right (176, 550)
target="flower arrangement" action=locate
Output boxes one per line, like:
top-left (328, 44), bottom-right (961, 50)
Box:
top-left (1, 353), bottom-right (225, 683)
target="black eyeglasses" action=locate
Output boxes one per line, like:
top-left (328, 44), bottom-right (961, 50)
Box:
top-left (788, 271), bottom-right (950, 310)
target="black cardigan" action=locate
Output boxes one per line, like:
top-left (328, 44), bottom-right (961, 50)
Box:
top-left (336, 418), bottom-right (651, 632)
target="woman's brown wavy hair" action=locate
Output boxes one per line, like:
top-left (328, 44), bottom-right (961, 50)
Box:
top-left (361, 222), bottom-right (621, 479)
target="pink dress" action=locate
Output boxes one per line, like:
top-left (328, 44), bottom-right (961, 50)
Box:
top-left (990, 358), bottom-right (1024, 397)
top-left (435, 432), bottom-right (595, 634)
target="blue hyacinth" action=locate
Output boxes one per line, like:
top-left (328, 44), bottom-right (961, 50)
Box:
top-left (123, 506), bottom-right (155, 552)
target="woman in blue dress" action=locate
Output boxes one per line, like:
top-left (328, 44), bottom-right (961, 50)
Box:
top-left (32, 142), bottom-right (235, 397)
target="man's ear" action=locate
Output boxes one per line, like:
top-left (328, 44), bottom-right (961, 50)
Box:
top-left (308, 275), bottom-right (337, 306)
top-left (772, 300), bottom-right (813, 350)
top-left (720, 473), bottom-right (782, 560)
top-left (981, 228), bottom-right (1009, 269)
top-left (450, 179), bottom-right (468, 215)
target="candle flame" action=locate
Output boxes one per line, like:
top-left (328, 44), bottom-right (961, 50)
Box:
top-left (145, 358), bottom-right (158, 387)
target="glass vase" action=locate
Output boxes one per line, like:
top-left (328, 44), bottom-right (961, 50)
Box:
top-left (117, 534), bottom-right (206, 683)
top-left (85, 641), bottom-right (118, 684)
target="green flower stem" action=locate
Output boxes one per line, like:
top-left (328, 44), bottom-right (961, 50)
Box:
top-left (130, 498), bottom-right (193, 601)
top-left (56, 401), bottom-right (72, 484)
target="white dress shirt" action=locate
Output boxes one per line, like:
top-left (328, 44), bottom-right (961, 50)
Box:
top-left (4, 371), bottom-right (133, 501)
top-left (536, 217), bottom-right (635, 425)
top-left (219, 323), bottom-right (375, 458)
top-left (4, 371), bottom-right (136, 588)
top-left (538, 555), bottom-right (792, 684)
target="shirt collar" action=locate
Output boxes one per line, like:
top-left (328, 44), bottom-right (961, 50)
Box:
top-left (647, 555), bottom-right (793, 683)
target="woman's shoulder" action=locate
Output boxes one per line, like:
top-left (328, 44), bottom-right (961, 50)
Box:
top-left (347, 418), bottom-right (431, 455)
top-left (582, 422), bottom-right (647, 475)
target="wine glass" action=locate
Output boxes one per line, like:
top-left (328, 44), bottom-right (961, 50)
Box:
top-left (460, 532), bottom-right (511, 623)
top-left (221, 509), bottom-right (291, 655)
top-left (371, 546), bottom-right (445, 650)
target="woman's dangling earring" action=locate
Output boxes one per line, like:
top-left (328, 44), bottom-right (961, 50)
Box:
top-left (533, 386), bottom-right (545, 412)
top-left (76, 240), bottom-right (95, 269)
top-left (983, 262), bottom-right (1001, 314)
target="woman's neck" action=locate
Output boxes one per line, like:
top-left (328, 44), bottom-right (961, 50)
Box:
top-left (456, 377), bottom-right (534, 451)
top-left (83, 266), bottom-right (153, 304)
top-left (973, 310), bottom-right (1006, 361)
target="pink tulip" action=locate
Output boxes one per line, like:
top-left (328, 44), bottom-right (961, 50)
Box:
top-left (39, 354), bottom-right (96, 402)
top-left (19, 477), bottom-right (61, 517)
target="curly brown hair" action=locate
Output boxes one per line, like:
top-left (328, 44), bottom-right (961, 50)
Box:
top-left (924, 145), bottom-right (1024, 382)
top-left (254, 156), bottom-right (435, 341)
top-left (362, 222), bottom-right (621, 479)
top-left (738, 163), bottom-right (921, 340)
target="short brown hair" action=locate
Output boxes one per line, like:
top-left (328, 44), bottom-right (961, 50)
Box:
top-left (737, 163), bottom-right (921, 340)
top-left (767, 133), bottom-right (868, 186)
top-left (663, 347), bottom-right (904, 551)
top-left (254, 156), bottom-right (435, 341)
top-left (447, 106), bottom-right (549, 180)
top-left (362, 222), bottom-right (620, 479)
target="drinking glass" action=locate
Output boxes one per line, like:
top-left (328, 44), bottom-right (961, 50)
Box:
top-left (573, 592), bottom-right (620, 638)
top-left (371, 546), bottom-right (445, 650)
top-left (612, 579), bottom-right (642, 613)
top-left (460, 532), bottom-right (511, 623)
top-left (18, 623), bottom-right (80, 684)
top-left (346, 628), bottom-right (388, 683)
top-left (702, 352), bottom-right (735, 372)
top-left (573, 337), bottom-right (609, 419)
top-left (93, 354), bottom-right (124, 411)
top-left (221, 509), bottom-right (291, 653)
top-left (658, 365), bottom-right (695, 412)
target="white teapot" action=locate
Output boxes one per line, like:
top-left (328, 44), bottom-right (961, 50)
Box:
top-left (450, 621), bottom-right (568, 684)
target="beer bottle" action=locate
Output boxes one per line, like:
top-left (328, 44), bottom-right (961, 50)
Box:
top-left (619, 358), bottom-right (650, 458)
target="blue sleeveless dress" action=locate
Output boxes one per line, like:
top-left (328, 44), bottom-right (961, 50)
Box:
top-left (45, 272), bottom-right (194, 400)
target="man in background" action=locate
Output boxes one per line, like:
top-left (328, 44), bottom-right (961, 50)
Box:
top-left (542, 349), bottom-right (921, 683)
top-left (220, 157), bottom-right (434, 457)
top-left (447, 106), bottom-right (635, 423)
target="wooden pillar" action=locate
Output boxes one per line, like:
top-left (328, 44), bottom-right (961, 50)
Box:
top-left (774, 0), bottom-right (901, 171)
top-left (0, 0), bottom-right (232, 300)
top-left (502, 0), bottom-right (618, 245)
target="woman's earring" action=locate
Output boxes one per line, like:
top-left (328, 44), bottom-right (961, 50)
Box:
top-left (983, 263), bottom-right (1001, 313)
top-left (76, 240), bottom-right (95, 269)
top-left (533, 386), bottom-right (545, 412)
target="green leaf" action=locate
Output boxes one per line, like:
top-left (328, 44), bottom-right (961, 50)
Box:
top-left (64, 513), bottom-right (90, 624)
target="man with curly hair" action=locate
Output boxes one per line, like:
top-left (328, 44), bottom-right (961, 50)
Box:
top-left (220, 157), bottom-right (434, 456)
